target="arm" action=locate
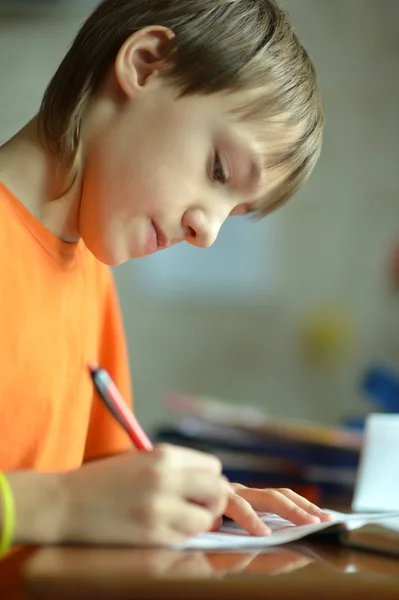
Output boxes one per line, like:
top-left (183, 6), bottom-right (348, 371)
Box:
top-left (3, 471), bottom-right (66, 545)
top-left (2, 447), bottom-right (227, 546)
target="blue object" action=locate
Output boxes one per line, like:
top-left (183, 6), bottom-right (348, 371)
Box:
top-left (362, 365), bottom-right (399, 413)
top-left (343, 417), bottom-right (365, 431)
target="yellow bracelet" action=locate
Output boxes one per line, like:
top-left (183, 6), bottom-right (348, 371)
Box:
top-left (0, 473), bottom-right (15, 558)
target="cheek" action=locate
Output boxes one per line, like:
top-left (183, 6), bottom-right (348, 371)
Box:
top-left (84, 109), bottom-right (209, 222)
top-left (78, 146), bottom-right (138, 264)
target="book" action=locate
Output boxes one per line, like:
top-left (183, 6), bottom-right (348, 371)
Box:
top-left (164, 393), bottom-right (363, 450)
top-left (340, 523), bottom-right (399, 557)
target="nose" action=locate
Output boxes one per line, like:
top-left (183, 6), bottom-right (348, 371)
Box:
top-left (182, 208), bottom-right (224, 248)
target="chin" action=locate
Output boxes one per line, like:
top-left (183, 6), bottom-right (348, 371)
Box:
top-left (82, 234), bottom-right (131, 266)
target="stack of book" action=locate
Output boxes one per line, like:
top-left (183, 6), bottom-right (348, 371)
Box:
top-left (153, 394), bottom-right (363, 505)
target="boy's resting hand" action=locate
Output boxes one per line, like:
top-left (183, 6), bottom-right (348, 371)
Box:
top-left (211, 482), bottom-right (335, 536)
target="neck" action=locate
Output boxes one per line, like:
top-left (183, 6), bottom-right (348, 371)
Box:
top-left (0, 117), bottom-right (82, 243)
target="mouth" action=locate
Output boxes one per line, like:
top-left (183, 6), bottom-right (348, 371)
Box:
top-left (146, 220), bottom-right (169, 255)
top-left (152, 221), bottom-right (169, 249)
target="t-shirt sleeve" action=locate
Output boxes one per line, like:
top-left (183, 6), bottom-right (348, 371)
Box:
top-left (83, 270), bottom-right (133, 462)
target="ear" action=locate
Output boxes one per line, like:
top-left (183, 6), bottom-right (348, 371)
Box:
top-left (115, 26), bottom-right (175, 98)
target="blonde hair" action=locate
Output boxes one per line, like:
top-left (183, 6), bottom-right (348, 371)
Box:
top-left (39, 0), bottom-right (323, 215)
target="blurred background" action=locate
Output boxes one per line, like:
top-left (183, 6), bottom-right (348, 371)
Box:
top-left (0, 0), bottom-right (398, 447)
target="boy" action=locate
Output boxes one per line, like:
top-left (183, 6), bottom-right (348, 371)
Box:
top-left (0, 0), bottom-right (332, 548)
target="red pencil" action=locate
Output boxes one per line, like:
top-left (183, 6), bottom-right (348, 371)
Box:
top-left (88, 363), bottom-right (153, 452)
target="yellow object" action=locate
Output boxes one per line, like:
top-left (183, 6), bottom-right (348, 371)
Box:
top-left (0, 473), bottom-right (15, 558)
top-left (299, 307), bottom-right (356, 368)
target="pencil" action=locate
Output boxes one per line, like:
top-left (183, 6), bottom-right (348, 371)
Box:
top-left (88, 362), bottom-right (153, 452)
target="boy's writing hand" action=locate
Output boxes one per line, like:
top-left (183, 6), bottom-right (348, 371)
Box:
top-left (212, 482), bottom-right (335, 536)
top-left (57, 444), bottom-right (228, 546)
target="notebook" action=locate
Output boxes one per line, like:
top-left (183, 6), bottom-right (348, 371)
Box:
top-left (175, 510), bottom-right (399, 551)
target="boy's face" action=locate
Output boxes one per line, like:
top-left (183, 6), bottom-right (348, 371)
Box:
top-left (78, 34), bottom-right (278, 266)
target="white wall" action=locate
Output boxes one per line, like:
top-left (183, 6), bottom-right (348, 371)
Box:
top-left (1, 1), bottom-right (398, 431)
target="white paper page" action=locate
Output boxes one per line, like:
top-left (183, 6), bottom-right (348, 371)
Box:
top-left (352, 414), bottom-right (399, 512)
top-left (378, 519), bottom-right (399, 533)
top-left (175, 510), bottom-right (399, 551)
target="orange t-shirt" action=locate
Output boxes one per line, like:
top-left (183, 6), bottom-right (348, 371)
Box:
top-left (0, 182), bottom-right (132, 471)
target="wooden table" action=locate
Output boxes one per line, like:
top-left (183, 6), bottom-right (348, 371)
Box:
top-left (2, 540), bottom-right (399, 600)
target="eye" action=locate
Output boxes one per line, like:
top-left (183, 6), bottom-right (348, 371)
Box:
top-left (211, 152), bottom-right (229, 185)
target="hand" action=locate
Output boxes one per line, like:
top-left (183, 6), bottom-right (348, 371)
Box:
top-left (60, 444), bottom-right (230, 546)
top-left (212, 482), bottom-right (335, 536)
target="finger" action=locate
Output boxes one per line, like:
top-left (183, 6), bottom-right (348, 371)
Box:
top-left (224, 493), bottom-right (271, 536)
top-left (273, 489), bottom-right (335, 522)
top-left (233, 485), bottom-right (331, 523)
top-left (209, 516), bottom-right (223, 531)
top-left (179, 473), bottom-right (228, 516)
top-left (169, 499), bottom-right (216, 537)
top-left (237, 489), bottom-right (322, 525)
top-left (152, 444), bottom-right (222, 474)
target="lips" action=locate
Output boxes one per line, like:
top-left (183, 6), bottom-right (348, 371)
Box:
top-left (146, 221), bottom-right (169, 255)
top-left (153, 221), bottom-right (169, 249)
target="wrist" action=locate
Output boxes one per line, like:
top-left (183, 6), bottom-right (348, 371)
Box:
top-left (7, 471), bottom-right (69, 545)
